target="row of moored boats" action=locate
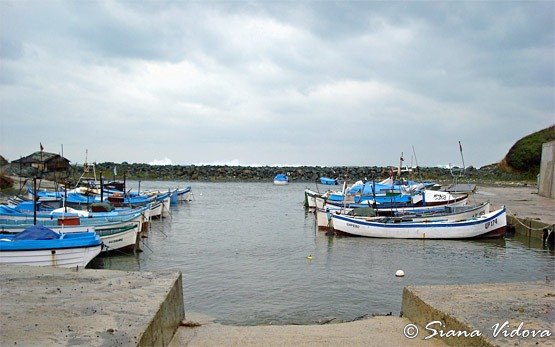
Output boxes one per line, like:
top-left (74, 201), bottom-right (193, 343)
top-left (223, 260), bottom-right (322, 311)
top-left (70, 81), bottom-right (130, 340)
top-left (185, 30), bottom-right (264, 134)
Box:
top-left (304, 177), bottom-right (507, 239)
top-left (0, 180), bottom-right (192, 268)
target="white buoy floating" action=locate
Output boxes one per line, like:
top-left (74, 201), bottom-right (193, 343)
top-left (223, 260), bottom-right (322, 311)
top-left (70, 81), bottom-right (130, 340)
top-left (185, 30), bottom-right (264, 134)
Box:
top-left (395, 270), bottom-right (405, 277)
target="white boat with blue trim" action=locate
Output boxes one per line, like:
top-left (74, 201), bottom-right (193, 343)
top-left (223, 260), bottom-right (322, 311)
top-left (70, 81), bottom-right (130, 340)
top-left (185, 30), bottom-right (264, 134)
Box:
top-left (317, 201), bottom-right (491, 229)
top-left (273, 173), bottom-right (289, 185)
top-left (330, 206), bottom-right (507, 239)
top-left (0, 226), bottom-right (102, 267)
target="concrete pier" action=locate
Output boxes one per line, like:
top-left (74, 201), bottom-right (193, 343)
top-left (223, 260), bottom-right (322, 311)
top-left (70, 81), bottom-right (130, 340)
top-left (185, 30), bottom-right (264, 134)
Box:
top-left (0, 265), bottom-right (184, 346)
top-left (472, 185), bottom-right (555, 242)
top-left (401, 281), bottom-right (554, 346)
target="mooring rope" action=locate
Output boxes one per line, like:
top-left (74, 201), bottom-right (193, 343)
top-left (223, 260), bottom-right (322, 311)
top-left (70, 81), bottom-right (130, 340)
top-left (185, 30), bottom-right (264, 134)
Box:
top-left (505, 207), bottom-right (554, 231)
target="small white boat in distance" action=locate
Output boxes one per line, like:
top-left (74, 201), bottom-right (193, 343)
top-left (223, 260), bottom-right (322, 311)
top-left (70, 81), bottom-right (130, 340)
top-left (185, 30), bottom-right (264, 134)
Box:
top-left (273, 173), bottom-right (289, 185)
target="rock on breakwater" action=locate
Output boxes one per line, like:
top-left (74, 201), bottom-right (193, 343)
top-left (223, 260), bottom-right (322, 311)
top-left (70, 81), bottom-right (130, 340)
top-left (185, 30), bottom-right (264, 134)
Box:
top-left (85, 163), bottom-right (531, 183)
top-left (1, 161), bottom-right (536, 184)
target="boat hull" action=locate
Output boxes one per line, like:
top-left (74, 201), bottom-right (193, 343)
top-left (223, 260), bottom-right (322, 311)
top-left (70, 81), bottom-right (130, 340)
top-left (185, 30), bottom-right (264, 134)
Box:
top-left (0, 246), bottom-right (101, 267)
top-left (318, 202), bottom-right (491, 229)
top-left (304, 189), bottom-right (319, 209)
top-left (331, 206), bottom-right (507, 239)
top-left (98, 224), bottom-right (139, 253)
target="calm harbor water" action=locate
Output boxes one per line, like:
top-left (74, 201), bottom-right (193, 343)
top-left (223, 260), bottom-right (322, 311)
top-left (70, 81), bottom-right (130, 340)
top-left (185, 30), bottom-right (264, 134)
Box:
top-left (89, 181), bottom-right (554, 326)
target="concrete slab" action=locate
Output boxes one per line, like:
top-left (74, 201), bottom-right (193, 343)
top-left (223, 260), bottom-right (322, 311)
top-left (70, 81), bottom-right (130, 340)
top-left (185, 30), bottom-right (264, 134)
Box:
top-left (0, 265), bottom-right (184, 346)
top-left (471, 185), bottom-right (555, 242)
top-left (401, 281), bottom-right (555, 346)
top-left (170, 313), bottom-right (446, 347)
top-left (472, 185), bottom-right (555, 226)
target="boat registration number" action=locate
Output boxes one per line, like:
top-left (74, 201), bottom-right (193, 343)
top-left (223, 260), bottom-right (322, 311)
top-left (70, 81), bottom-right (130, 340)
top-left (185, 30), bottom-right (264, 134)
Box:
top-left (432, 194), bottom-right (447, 201)
top-left (485, 219), bottom-right (497, 229)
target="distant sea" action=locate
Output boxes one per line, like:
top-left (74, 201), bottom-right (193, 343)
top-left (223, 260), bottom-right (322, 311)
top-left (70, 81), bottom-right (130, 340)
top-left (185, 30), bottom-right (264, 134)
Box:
top-left (89, 181), bottom-right (554, 325)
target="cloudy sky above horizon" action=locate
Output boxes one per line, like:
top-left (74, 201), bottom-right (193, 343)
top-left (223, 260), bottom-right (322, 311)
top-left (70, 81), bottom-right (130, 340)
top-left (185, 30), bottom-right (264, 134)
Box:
top-left (1, 1), bottom-right (553, 168)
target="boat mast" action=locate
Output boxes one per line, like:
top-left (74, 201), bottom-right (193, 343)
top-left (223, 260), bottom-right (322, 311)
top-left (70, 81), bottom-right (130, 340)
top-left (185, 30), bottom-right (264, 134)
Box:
top-left (397, 152), bottom-right (404, 181)
top-left (412, 145), bottom-right (423, 182)
top-left (75, 149), bottom-right (98, 188)
top-left (459, 141), bottom-right (466, 171)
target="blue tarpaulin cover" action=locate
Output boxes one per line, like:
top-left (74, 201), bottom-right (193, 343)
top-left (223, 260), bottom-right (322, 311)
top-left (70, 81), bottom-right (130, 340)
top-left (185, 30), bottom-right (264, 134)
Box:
top-left (12, 225), bottom-right (61, 241)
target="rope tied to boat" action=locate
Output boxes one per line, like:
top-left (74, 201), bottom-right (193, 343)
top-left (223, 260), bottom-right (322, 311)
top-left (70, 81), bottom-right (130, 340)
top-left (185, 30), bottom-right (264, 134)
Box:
top-left (505, 207), bottom-right (554, 231)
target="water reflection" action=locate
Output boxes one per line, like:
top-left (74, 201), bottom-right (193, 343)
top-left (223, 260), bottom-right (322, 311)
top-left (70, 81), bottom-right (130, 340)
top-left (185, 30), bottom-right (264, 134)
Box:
top-left (510, 233), bottom-right (555, 254)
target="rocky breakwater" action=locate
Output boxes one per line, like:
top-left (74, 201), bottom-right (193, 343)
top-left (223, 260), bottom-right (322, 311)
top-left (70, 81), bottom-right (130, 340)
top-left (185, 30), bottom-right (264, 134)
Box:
top-left (90, 162), bottom-right (532, 184)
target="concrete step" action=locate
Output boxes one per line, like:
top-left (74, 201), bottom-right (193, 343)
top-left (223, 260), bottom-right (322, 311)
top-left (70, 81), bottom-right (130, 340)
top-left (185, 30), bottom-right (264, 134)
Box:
top-left (401, 281), bottom-right (554, 346)
top-left (170, 313), bottom-right (446, 346)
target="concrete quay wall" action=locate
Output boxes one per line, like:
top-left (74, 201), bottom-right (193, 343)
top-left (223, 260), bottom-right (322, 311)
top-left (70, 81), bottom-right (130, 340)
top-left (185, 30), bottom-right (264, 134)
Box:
top-left (401, 282), bottom-right (554, 346)
top-left (508, 215), bottom-right (554, 243)
top-left (471, 185), bottom-right (554, 244)
top-left (0, 265), bottom-right (184, 346)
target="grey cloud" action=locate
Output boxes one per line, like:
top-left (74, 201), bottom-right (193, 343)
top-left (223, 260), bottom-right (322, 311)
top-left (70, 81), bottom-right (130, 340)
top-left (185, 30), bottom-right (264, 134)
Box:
top-left (0, 1), bottom-right (553, 168)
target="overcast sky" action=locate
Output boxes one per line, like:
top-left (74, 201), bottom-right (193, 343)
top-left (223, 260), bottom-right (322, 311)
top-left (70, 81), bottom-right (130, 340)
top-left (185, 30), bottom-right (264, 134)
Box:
top-left (1, 1), bottom-right (553, 168)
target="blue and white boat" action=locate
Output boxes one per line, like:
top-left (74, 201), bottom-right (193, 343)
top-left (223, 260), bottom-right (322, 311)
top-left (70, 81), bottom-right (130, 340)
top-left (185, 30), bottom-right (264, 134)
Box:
top-left (0, 226), bottom-right (102, 267)
top-left (330, 206), bottom-right (507, 239)
top-left (316, 201), bottom-right (490, 229)
top-left (273, 173), bottom-right (289, 185)
top-left (0, 217), bottom-right (141, 254)
top-left (0, 204), bottom-right (149, 222)
top-left (320, 177), bottom-right (338, 185)
top-left (28, 186), bottom-right (156, 207)
top-left (316, 190), bottom-right (469, 213)
top-left (176, 186), bottom-right (193, 202)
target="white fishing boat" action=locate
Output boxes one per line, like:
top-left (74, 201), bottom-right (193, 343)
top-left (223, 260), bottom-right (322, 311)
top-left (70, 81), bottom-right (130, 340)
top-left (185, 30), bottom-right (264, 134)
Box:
top-left (317, 201), bottom-right (491, 229)
top-left (0, 221), bottom-right (140, 253)
top-left (159, 192), bottom-right (171, 218)
top-left (0, 226), bottom-right (102, 267)
top-left (304, 189), bottom-right (320, 209)
top-left (177, 186), bottom-right (193, 201)
top-left (330, 206), bottom-right (507, 239)
top-left (96, 223), bottom-right (139, 253)
top-left (149, 201), bottom-right (163, 219)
